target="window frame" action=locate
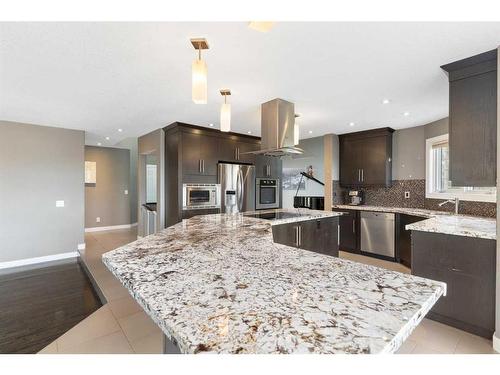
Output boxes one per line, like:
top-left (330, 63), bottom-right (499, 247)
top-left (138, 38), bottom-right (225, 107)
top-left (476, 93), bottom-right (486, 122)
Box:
top-left (425, 134), bottom-right (496, 203)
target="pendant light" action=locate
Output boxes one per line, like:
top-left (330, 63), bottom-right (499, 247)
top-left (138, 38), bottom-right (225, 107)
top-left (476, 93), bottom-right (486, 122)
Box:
top-left (190, 38), bottom-right (209, 104)
top-left (294, 114), bottom-right (300, 145)
top-left (220, 89), bottom-right (231, 132)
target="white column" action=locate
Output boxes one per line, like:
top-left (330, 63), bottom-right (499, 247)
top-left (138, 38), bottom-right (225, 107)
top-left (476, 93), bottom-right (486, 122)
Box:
top-left (323, 134), bottom-right (334, 211)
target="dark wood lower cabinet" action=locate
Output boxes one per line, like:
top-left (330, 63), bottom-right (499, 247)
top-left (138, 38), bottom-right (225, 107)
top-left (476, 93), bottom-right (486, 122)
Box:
top-left (271, 217), bottom-right (339, 257)
top-left (396, 214), bottom-right (426, 267)
top-left (411, 231), bottom-right (496, 338)
top-left (333, 209), bottom-right (358, 253)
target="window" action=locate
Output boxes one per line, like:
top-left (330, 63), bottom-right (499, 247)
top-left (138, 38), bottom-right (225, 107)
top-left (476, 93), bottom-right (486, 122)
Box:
top-left (426, 134), bottom-right (496, 202)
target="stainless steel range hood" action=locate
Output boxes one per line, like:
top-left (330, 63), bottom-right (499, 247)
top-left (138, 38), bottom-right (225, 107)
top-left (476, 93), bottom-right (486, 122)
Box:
top-left (247, 98), bottom-right (303, 157)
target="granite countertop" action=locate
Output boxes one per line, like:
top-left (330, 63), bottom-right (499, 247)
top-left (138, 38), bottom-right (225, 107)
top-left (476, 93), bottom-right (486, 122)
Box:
top-left (103, 208), bottom-right (445, 354)
top-left (332, 204), bottom-right (496, 240)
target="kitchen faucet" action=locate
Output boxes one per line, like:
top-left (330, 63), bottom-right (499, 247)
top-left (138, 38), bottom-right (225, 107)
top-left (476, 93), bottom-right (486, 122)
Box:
top-left (438, 197), bottom-right (459, 214)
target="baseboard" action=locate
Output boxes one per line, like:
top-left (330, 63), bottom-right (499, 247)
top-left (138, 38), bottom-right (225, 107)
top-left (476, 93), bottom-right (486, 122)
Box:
top-left (493, 331), bottom-right (500, 353)
top-left (85, 222), bottom-right (138, 233)
top-left (0, 251), bottom-right (79, 271)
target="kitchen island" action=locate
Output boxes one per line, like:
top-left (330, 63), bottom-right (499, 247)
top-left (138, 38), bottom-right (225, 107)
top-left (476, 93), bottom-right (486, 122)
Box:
top-left (102, 208), bottom-right (445, 354)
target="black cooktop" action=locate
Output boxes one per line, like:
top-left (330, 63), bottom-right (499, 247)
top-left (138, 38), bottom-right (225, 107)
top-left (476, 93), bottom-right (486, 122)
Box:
top-left (244, 211), bottom-right (305, 221)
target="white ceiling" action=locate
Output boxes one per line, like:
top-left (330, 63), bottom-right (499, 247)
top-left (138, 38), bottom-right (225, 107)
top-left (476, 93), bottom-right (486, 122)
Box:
top-left (1, 22), bottom-right (499, 146)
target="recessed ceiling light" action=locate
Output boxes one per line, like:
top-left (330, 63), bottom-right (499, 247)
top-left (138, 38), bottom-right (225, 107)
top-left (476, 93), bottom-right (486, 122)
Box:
top-left (209, 123), bottom-right (214, 127)
top-left (382, 99), bottom-right (390, 104)
top-left (308, 130), bottom-right (313, 134)
top-left (97, 142), bottom-right (102, 146)
top-left (105, 136), bottom-right (110, 140)
top-left (118, 128), bottom-right (123, 132)
top-left (349, 122), bottom-right (355, 127)
top-left (403, 111), bottom-right (410, 117)
top-left (248, 22), bottom-right (275, 33)
top-left (247, 131), bottom-right (252, 134)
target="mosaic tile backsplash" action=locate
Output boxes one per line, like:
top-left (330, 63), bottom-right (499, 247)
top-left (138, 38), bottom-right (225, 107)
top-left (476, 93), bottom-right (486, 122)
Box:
top-left (332, 179), bottom-right (496, 218)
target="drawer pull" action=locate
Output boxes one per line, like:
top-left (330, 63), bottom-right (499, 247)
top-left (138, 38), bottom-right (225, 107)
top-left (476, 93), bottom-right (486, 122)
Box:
top-left (451, 267), bottom-right (463, 273)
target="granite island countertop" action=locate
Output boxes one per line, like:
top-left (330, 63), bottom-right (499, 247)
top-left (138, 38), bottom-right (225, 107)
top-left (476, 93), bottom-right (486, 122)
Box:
top-left (332, 204), bottom-right (496, 240)
top-left (102, 208), bottom-right (446, 354)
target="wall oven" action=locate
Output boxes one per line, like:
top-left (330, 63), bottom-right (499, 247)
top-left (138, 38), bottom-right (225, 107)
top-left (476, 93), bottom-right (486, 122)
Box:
top-left (182, 183), bottom-right (221, 210)
top-left (255, 178), bottom-right (280, 210)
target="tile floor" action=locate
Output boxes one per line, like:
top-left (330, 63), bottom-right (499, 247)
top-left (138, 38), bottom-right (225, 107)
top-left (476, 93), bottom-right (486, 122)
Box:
top-left (37, 229), bottom-right (497, 354)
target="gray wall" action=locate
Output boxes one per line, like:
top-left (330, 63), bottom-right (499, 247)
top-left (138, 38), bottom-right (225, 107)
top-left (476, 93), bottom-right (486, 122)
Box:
top-left (392, 125), bottom-right (426, 180)
top-left (85, 146), bottom-right (131, 228)
top-left (0, 121), bottom-right (85, 263)
top-left (282, 136), bottom-right (327, 208)
top-left (495, 45), bottom-right (499, 351)
top-left (138, 129), bottom-right (165, 236)
top-left (392, 117), bottom-right (449, 181)
top-left (115, 137), bottom-right (138, 224)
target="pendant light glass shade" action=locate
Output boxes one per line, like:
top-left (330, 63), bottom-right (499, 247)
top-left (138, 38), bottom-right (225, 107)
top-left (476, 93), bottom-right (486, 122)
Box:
top-left (294, 122), bottom-right (300, 145)
top-left (192, 58), bottom-right (207, 104)
top-left (220, 103), bottom-right (231, 132)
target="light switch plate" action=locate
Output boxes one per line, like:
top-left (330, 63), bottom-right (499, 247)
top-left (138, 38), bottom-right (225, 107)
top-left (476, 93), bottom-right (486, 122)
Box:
top-left (96, 217), bottom-right (101, 223)
top-left (124, 190), bottom-right (128, 195)
top-left (404, 191), bottom-right (410, 199)
top-left (56, 200), bottom-right (65, 207)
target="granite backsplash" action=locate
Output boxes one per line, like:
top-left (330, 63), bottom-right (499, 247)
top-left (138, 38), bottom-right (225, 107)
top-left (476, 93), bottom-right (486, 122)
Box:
top-left (332, 179), bottom-right (496, 218)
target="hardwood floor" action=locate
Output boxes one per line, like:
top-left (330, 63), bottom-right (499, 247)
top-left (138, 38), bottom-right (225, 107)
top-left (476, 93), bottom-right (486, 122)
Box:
top-left (0, 259), bottom-right (102, 354)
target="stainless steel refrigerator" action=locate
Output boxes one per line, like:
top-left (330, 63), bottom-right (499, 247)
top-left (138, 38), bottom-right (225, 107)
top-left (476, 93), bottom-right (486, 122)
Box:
top-left (218, 163), bottom-right (255, 214)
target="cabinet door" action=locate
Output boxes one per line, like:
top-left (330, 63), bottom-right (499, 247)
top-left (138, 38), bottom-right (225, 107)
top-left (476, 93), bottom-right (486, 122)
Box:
top-left (360, 136), bottom-right (390, 185)
top-left (298, 220), bottom-right (323, 253)
top-left (449, 70), bottom-right (497, 186)
top-left (199, 134), bottom-right (219, 176)
top-left (397, 214), bottom-right (425, 267)
top-left (218, 138), bottom-right (239, 163)
top-left (181, 132), bottom-right (202, 175)
top-left (255, 155), bottom-right (282, 178)
top-left (271, 223), bottom-right (298, 248)
top-left (320, 217), bottom-right (339, 257)
top-left (236, 141), bottom-right (259, 164)
top-left (340, 138), bottom-right (363, 186)
top-left (337, 210), bottom-right (358, 253)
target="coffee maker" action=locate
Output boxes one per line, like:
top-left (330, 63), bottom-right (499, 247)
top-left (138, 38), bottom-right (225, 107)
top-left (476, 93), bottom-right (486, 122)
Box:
top-left (347, 190), bottom-right (364, 205)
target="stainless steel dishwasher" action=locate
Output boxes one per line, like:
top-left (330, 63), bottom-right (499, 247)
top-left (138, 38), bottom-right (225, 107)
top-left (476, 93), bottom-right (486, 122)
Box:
top-left (360, 211), bottom-right (395, 258)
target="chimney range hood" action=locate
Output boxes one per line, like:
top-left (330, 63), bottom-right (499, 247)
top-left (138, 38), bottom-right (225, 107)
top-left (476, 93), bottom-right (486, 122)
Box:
top-left (246, 98), bottom-right (303, 157)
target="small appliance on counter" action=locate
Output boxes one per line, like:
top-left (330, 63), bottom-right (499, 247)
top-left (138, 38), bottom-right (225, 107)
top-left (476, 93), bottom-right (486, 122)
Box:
top-left (347, 190), bottom-right (364, 205)
top-left (293, 196), bottom-right (324, 210)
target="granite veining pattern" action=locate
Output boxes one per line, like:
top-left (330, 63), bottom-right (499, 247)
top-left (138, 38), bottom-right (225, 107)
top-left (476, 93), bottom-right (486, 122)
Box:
top-left (405, 215), bottom-right (496, 240)
top-left (103, 209), bottom-right (445, 354)
top-left (332, 204), bottom-right (496, 240)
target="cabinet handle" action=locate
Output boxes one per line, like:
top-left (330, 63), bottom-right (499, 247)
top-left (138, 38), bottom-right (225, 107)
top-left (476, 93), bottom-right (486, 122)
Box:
top-left (202, 160), bottom-right (205, 173)
top-left (451, 267), bottom-right (463, 273)
top-left (199, 160), bottom-right (202, 173)
top-left (267, 165), bottom-right (271, 176)
top-left (352, 219), bottom-right (355, 234)
top-left (298, 225), bottom-right (302, 247)
top-left (358, 169), bottom-right (361, 182)
top-left (294, 226), bottom-right (299, 247)
top-left (337, 224), bottom-right (340, 246)
top-left (361, 169), bottom-right (364, 182)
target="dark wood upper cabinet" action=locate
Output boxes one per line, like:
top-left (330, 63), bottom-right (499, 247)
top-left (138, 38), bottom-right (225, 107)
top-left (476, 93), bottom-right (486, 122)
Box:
top-left (218, 137), bottom-right (260, 164)
top-left (181, 131), bottom-right (219, 176)
top-left (255, 155), bottom-right (282, 179)
top-left (339, 127), bottom-right (394, 187)
top-left (441, 49), bottom-right (497, 187)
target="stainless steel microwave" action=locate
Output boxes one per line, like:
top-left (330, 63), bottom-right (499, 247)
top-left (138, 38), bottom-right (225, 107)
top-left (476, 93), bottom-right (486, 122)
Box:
top-left (182, 183), bottom-right (221, 210)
